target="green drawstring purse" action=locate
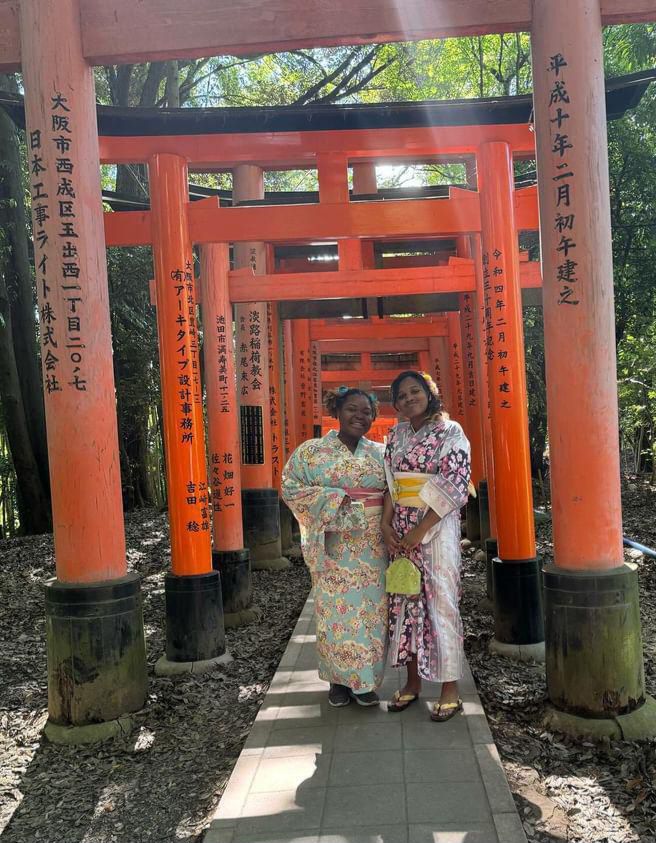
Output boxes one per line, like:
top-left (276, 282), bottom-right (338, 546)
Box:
top-left (385, 556), bottom-right (421, 595)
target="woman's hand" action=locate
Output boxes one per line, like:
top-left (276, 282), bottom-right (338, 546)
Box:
top-left (381, 522), bottom-right (402, 555)
top-left (399, 524), bottom-right (428, 551)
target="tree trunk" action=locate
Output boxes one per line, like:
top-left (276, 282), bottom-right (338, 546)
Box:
top-left (0, 73), bottom-right (51, 499)
top-left (0, 267), bottom-right (51, 533)
top-left (165, 61), bottom-right (180, 107)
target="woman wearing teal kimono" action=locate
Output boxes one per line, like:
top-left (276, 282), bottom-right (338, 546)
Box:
top-left (281, 387), bottom-right (388, 708)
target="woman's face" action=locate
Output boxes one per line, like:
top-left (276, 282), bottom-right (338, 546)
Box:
top-left (338, 394), bottom-right (373, 439)
top-left (395, 376), bottom-right (429, 420)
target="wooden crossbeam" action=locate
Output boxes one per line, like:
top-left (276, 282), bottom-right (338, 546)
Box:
top-left (103, 188), bottom-right (539, 247)
top-left (311, 321), bottom-right (449, 341)
top-left (322, 368), bottom-right (411, 382)
top-left (97, 125), bottom-right (536, 167)
top-left (318, 338), bottom-right (429, 353)
top-left (2, 1), bottom-right (655, 71)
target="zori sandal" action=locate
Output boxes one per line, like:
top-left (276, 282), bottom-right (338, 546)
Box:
top-left (387, 691), bottom-right (419, 712)
top-left (430, 698), bottom-right (463, 722)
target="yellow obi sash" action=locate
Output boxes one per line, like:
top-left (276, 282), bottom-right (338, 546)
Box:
top-left (392, 472), bottom-right (431, 508)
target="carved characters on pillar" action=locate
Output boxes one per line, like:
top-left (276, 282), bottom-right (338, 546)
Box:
top-left (171, 260), bottom-right (201, 445)
top-left (462, 294), bottom-right (478, 411)
top-left (482, 249), bottom-right (512, 413)
top-left (546, 52), bottom-right (579, 307)
top-left (29, 92), bottom-right (88, 395)
top-left (267, 304), bottom-right (281, 487)
top-left (209, 313), bottom-right (237, 519)
top-left (169, 260), bottom-right (208, 535)
top-left (451, 335), bottom-right (465, 420)
top-left (215, 314), bottom-right (231, 415)
top-left (299, 344), bottom-right (309, 437)
top-left (238, 305), bottom-right (266, 465)
top-left (311, 342), bottom-right (321, 433)
top-left (211, 450), bottom-right (237, 518)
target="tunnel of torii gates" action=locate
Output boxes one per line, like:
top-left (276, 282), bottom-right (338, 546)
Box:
top-left (4, 0), bottom-right (656, 743)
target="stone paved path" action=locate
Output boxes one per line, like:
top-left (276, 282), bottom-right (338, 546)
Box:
top-left (203, 596), bottom-right (527, 843)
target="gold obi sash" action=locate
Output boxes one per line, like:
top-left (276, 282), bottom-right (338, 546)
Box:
top-left (391, 472), bottom-right (431, 508)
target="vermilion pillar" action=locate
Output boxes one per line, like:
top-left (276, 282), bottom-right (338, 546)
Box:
top-left (292, 319), bottom-right (314, 444)
top-left (418, 350), bottom-right (431, 377)
top-left (149, 153), bottom-right (226, 669)
top-left (270, 302), bottom-right (295, 552)
top-left (233, 165), bottom-right (288, 570)
top-left (282, 320), bottom-right (298, 454)
top-left (478, 141), bottom-right (543, 655)
top-left (233, 165), bottom-right (272, 489)
top-left (200, 243), bottom-right (255, 627)
top-left (267, 303), bottom-right (284, 491)
top-left (472, 234), bottom-right (498, 546)
top-left (457, 236), bottom-right (487, 547)
top-left (20, 0), bottom-right (147, 737)
top-left (533, 0), bottom-right (654, 734)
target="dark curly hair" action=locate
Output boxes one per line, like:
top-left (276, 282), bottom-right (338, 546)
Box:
top-left (324, 386), bottom-right (378, 420)
top-left (391, 370), bottom-right (442, 420)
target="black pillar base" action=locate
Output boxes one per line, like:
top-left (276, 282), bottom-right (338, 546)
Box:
top-left (492, 557), bottom-right (544, 646)
top-left (242, 488), bottom-right (289, 570)
top-left (212, 548), bottom-right (252, 612)
top-left (544, 562), bottom-right (647, 718)
top-left (478, 480), bottom-right (491, 546)
top-left (465, 496), bottom-right (481, 544)
top-left (164, 571), bottom-right (225, 662)
top-left (279, 500), bottom-right (294, 552)
top-left (45, 573), bottom-right (148, 727)
top-left (484, 538), bottom-right (497, 602)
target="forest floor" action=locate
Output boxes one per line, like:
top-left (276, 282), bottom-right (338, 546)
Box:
top-left (0, 485), bottom-right (655, 842)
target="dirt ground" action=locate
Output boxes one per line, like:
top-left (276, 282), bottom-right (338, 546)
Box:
top-left (461, 482), bottom-right (656, 843)
top-left (1, 486), bottom-right (656, 842)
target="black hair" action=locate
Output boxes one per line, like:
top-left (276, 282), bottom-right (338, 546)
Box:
top-left (324, 387), bottom-right (378, 421)
top-left (391, 370), bottom-right (442, 419)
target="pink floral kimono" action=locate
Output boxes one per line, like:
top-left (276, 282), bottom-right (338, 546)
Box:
top-left (384, 418), bottom-right (471, 683)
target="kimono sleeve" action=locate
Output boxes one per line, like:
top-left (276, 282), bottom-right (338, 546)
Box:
top-left (281, 441), bottom-right (366, 533)
top-left (419, 421), bottom-right (471, 519)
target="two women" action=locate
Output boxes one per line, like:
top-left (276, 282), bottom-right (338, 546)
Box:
top-left (282, 372), bottom-right (471, 720)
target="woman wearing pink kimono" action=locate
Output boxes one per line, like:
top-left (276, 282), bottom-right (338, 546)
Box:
top-left (381, 371), bottom-right (471, 722)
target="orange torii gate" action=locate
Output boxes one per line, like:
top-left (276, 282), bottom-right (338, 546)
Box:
top-left (8, 0), bottom-right (656, 743)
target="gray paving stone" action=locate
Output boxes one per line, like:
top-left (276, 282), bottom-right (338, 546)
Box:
top-left (402, 718), bottom-right (471, 749)
top-left (337, 701), bottom-right (393, 724)
top-left (406, 781), bottom-right (492, 824)
top-left (234, 834), bottom-right (319, 843)
top-left (403, 748), bottom-right (480, 782)
top-left (408, 823), bottom-right (498, 843)
top-left (273, 700), bottom-right (339, 730)
top-left (234, 834), bottom-right (318, 843)
top-left (335, 722), bottom-right (403, 751)
top-left (328, 750), bottom-right (404, 786)
top-left (323, 784), bottom-right (407, 828)
top-left (493, 812), bottom-right (527, 843)
top-left (474, 744), bottom-right (517, 813)
top-left (319, 825), bottom-right (408, 843)
top-left (264, 726), bottom-right (335, 757)
top-left (251, 752), bottom-right (331, 792)
top-left (235, 788), bottom-right (325, 834)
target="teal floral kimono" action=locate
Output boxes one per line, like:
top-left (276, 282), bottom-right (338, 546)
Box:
top-left (281, 430), bottom-right (388, 692)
